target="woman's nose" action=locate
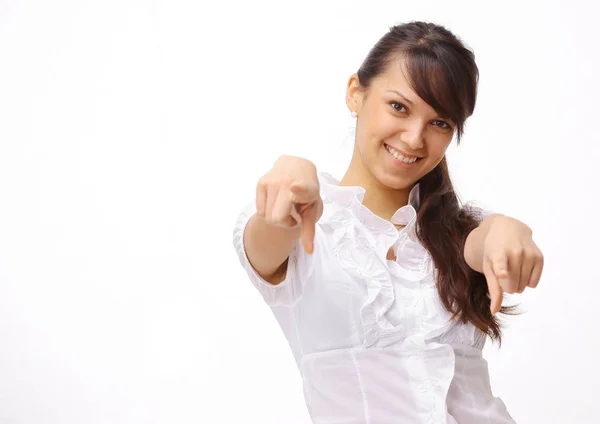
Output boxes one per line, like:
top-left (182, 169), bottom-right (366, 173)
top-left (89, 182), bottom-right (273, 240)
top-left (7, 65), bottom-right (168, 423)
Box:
top-left (400, 122), bottom-right (425, 150)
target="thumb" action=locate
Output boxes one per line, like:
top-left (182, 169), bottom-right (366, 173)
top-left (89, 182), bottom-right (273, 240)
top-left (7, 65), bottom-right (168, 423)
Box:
top-left (290, 181), bottom-right (319, 204)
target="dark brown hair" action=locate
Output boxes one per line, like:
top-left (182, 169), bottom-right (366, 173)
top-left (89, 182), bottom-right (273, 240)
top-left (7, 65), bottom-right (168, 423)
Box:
top-left (357, 21), bottom-right (515, 343)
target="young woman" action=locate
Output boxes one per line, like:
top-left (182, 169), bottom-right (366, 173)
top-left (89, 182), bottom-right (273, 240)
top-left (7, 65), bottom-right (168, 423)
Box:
top-left (232, 21), bottom-right (543, 424)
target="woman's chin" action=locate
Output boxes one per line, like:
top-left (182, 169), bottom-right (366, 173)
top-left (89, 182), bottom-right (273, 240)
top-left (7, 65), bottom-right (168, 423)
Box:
top-left (374, 168), bottom-right (418, 191)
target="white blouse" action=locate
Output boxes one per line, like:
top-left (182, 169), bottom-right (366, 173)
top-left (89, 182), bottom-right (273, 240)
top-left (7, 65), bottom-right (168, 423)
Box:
top-left (232, 172), bottom-right (515, 424)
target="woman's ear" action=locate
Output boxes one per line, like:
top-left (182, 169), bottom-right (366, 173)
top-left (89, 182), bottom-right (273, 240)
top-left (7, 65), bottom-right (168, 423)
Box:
top-left (345, 73), bottom-right (363, 115)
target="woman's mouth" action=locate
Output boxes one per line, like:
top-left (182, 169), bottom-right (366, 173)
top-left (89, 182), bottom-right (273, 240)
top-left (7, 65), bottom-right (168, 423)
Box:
top-left (384, 143), bottom-right (423, 165)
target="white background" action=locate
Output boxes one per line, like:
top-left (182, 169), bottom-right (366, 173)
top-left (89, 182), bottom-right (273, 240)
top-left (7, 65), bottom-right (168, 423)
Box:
top-left (0, 0), bottom-right (598, 423)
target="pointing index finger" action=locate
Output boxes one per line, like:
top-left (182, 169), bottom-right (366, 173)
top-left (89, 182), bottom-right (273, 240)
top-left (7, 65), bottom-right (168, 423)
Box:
top-left (484, 258), bottom-right (503, 314)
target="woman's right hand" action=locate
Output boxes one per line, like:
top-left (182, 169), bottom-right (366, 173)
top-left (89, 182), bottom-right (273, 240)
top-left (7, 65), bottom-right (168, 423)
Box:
top-left (256, 155), bottom-right (323, 254)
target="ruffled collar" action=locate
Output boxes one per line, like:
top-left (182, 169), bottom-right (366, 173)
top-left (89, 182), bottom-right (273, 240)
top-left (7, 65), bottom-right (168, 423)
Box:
top-left (317, 172), bottom-right (420, 239)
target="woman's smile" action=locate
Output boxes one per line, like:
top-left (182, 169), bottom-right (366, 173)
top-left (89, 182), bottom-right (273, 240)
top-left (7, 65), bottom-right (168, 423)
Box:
top-left (384, 143), bottom-right (423, 167)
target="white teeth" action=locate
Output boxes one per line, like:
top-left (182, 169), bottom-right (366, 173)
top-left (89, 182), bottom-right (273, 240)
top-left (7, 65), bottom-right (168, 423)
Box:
top-left (385, 144), bottom-right (419, 163)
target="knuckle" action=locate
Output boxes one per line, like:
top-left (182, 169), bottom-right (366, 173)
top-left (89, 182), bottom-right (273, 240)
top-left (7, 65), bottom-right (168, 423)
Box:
top-left (510, 247), bottom-right (524, 257)
top-left (490, 253), bottom-right (506, 263)
top-left (280, 176), bottom-right (295, 189)
top-left (257, 178), bottom-right (269, 190)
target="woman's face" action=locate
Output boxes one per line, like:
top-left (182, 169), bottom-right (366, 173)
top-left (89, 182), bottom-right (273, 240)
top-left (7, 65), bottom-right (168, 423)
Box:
top-left (346, 59), bottom-right (456, 191)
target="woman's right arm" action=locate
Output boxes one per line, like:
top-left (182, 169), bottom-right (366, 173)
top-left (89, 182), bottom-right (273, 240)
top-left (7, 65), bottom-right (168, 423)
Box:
top-left (243, 215), bottom-right (302, 285)
top-left (241, 155), bottom-right (323, 286)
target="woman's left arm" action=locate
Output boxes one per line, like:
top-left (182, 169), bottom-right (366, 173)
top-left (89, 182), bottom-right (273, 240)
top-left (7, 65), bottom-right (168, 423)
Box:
top-left (464, 214), bottom-right (544, 314)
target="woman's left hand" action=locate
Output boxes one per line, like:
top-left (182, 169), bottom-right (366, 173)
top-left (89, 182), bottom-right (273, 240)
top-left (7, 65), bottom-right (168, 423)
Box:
top-left (464, 215), bottom-right (544, 314)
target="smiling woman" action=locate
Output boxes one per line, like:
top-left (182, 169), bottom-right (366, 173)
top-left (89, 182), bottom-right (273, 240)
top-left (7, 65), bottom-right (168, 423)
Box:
top-left (337, 23), bottom-right (521, 344)
top-left (233, 21), bottom-right (542, 424)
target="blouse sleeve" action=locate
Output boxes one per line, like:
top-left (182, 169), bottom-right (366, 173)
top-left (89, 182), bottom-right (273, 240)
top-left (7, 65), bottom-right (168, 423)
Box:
top-left (232, 199), bottom-right (319, 307)
top-left (464, 202), bottom-right (496, 222)
top-left (478, 207), bottom-right (495, 221)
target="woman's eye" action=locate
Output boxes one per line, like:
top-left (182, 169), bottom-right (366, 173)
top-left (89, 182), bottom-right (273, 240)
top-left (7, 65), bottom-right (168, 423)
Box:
top-left (390, 102), bottom-right (407, 113)
top-left (433, 120), bottom-right (452, 130)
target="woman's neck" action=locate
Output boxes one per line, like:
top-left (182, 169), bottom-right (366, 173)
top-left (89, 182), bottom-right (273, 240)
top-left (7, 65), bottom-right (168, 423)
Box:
top-left (340, 158), bottom-right (412, 222)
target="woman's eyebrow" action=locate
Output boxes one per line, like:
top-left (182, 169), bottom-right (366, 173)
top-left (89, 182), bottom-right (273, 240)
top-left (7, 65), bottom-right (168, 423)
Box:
top-left (386, 90), bottom-right (414, 106)
top-left (387, 89), bottom-right (454, 123)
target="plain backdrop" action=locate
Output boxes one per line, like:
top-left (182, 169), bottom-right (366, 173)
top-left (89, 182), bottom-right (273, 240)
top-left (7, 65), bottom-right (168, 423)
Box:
top-left (0, 0), bottom-right (598, 423)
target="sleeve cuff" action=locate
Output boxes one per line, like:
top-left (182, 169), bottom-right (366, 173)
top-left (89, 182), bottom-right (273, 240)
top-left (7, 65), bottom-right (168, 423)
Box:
top-left (232, 199), bottom-right (317, 307)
